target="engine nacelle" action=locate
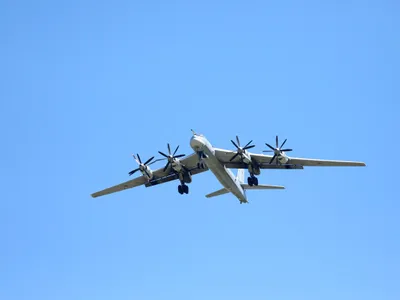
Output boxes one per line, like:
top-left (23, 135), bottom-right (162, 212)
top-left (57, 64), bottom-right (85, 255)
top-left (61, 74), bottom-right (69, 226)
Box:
top-left (172, 159), bottom-right (184, 172)
top-left (277, 155), bottom-right (289, 164)
top-left (140, 166), bottom-right (154, 180)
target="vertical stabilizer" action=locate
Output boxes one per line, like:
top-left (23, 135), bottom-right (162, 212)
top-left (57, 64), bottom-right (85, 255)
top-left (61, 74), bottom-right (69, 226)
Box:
top-left (236, 168), bottom-right (245, 184)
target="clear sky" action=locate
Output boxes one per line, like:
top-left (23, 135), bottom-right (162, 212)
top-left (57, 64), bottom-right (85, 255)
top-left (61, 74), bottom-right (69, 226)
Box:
top-left (1, 1), bottom-right (399, 299)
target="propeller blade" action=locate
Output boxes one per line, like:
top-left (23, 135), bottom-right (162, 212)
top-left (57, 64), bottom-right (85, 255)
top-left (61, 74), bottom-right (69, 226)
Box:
top-left (281, 149), bottom-right (292, 152)
top-left (147, 159), bottom-right (161, 166)
top-left (243, 145), bottom-right (255, 150)
top-left (265, 143), bottom-right (275, 151)
top-left (230, 152), bottom-right (240, 162)
top-left (236, 135), bottom-right (241, 147)
top-left (231, 140), bottom-right (239, 149)
top-left (158, 151), bottom-right (169, 158)
top-left (137, 153), bottom-right (142, 164)
top-left (144, 168), bottom-right (150, 178)
top-left (163, 161), bottom-right (170, 172)
top-left (243, 140), bottom-right (253, 148)
top-left (269, 154), bottom-right (277, 164)
top-left (280, 138), bottom-right (287, 149)
top-left (132, 154), bottom-right (140, 164)
top-left (173, 145), bottom-right (179, 156)
top-left (262, 150), bottom-right (274, 152)
top-left (144, 156), bottom-right (155, 165)
top-left (276, 136), bottom-right (278, 148)
top-left (174, 154), bottom-right (186, 158)
top-left (128, 168), bottom-right (140, 176)
top-left (167, 143), bottom-right (171, 155)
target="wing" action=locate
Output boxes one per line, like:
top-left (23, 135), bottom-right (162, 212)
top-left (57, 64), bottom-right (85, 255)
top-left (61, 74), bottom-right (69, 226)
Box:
top-left (91, 176), bottom-right (148, 198)
top-left (91, 153), bottom-right (207, 198)
top-left (214, 148), bottom-right (246, 165)
top-left (214, 148), bottom-right (365, 168)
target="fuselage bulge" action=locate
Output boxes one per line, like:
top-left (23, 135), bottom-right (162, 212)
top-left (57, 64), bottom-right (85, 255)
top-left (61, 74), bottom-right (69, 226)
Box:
top-left (190, 134), bottom-right (247, 203)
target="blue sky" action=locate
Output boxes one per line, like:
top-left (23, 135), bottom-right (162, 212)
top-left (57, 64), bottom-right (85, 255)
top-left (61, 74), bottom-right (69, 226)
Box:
top-left (1, 0), bottom-right (399, 299)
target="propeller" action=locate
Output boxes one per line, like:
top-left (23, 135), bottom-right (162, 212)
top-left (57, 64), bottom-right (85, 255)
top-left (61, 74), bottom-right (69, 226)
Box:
top-left (229, 135), bottom-right (255, 162)
top-left (158, 143), bottom-right (186, 172)
top-left (128, 153), bottom-right (155, 176)
top-left (263, 135), bottom-right (293, 164)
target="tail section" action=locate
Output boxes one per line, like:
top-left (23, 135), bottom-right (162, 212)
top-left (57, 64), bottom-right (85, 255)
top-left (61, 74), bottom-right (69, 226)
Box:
top-left (206, 169), bottom-right (284, 200)
top-left (206, 170), bottom-right (245, 199)
top-left (241, 184), bottom-right (285, 190)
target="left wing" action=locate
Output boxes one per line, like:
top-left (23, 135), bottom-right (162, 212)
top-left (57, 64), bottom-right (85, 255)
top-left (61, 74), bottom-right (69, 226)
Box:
top-left (91, 153), bottom-right (207, 198)
top-left (214, 148), bottom-right (366, 168)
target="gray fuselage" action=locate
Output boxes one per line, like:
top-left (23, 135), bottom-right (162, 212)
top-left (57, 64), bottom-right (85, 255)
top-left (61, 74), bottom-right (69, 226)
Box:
top-left (190, 135), bottom-right (247, 203)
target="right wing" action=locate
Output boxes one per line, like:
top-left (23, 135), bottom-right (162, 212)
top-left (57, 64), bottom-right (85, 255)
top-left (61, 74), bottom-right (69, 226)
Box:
top-left (91, 153), bottom-right (207, 198)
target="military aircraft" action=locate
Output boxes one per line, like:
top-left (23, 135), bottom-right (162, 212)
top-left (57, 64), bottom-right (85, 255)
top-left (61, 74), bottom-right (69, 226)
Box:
top-left (91, 130), bottom-right (366, 204)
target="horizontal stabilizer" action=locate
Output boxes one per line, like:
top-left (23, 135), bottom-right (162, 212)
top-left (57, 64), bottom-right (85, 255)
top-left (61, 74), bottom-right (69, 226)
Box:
top-left (205, 188), bottom-right (229, 198)
top-left (225, 162), bottom-right (304, 170)
top-left (241, 184), bottom-right (285, 190)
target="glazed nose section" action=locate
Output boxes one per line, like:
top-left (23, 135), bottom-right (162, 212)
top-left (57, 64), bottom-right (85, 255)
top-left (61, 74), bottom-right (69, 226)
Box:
top-left (190, 136), bottom-right (205, 151)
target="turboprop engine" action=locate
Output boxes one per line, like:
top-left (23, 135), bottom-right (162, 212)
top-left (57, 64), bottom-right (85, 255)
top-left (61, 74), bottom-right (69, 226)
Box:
top-left (158, 143), bottom-right (186, 172)
top-left (159, 142), bottom-right (193, 195)
top-left (263, 135), bottom-right (293, 165)
top-left (229, 135), bottom-right (255, 164)
top-left (158, 143), bottom-right (193, 183)
top-left (128, 154), bottom-right (156, 180)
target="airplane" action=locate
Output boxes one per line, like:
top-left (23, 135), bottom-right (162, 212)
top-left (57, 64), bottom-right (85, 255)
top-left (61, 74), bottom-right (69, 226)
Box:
top-left (91, 130), bottom-right (366, 204)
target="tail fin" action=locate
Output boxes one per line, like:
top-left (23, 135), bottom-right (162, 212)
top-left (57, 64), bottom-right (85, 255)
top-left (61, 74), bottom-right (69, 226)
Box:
top-left (236, 169), bottom-right (245, 184)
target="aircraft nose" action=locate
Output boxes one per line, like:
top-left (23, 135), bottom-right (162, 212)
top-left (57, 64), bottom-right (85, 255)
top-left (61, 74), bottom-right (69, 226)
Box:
top-left (190, 136), bottom-right (204, 151)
